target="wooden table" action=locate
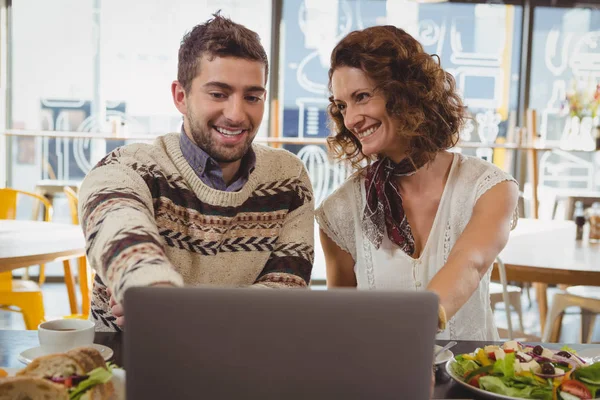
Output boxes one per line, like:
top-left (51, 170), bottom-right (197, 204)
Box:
top-left (491, 218), bottom-right (600, 334)
top-left (0, 220), bottom-right (86, 272)
top-left (1, 332), bottom-right (598, 399)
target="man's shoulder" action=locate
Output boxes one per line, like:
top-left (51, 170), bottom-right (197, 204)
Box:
top-left (94, 134), bottom-right (174, 169)
top-left (251, 144), bottom-right (307, 180)
top-left (252, 143), bottom-right (304, 167)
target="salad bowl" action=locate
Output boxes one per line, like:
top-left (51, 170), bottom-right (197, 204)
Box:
top-left (446, 340), bottom-right (600, 400)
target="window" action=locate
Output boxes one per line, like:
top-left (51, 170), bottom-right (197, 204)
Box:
top-left (278, 0), bottom-right (523, 281)
top-left (529, 6), bottom-right (600, 194)
top-left (10, 0), bottom-right (272, 186)
top-left (278, 0), bottom-right (523, 186)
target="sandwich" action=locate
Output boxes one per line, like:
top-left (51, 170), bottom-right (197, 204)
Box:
top-left (0, 347), bottom-right (116, 400)
top-left (0, 376), bottom-right (69, 399)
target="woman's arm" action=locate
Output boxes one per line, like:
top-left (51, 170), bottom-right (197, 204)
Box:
top-left (426, 180), bottom-right (519, 319)
top-left (319, 229), bottom-right (357, 287)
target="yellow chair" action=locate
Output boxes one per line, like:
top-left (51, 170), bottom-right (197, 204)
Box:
top-left (0, 188), bottom-right (53, 329)
top-left (63, 186), bottom-right (93, 319)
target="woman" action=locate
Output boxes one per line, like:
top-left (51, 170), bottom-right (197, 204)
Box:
top-left (315, 25), bottom-right (518, 340)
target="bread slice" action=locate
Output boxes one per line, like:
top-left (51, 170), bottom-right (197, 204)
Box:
top-left (80, 383), bottom-right (117, 400)
top-left (0, 376), bottom-right (69, 399)
top-left (69, 347), bottom-right (117, 399)
top-left (66, 348), bottom-right (98, 373)
top-left (72, 347), bottom-right (106, 370)
top-left (16, 353), bottom-right (85, 379)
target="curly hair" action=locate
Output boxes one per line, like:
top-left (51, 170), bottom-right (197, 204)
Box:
top-left (178, 12), bottom-right (269, 94)
top-left (327, 25), bottom-right (465, 170)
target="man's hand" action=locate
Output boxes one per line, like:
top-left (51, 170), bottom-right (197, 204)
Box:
top-left (107, 282), bottom-right (175, 328)
top-left (109, 293), bottom-right (125, 327)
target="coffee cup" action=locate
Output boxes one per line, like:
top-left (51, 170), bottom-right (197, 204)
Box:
top-left (38, 319), bottom-right (95, 353)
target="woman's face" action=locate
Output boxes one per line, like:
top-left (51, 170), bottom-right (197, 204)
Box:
top-left (331, 66), bottom-right (405, 160)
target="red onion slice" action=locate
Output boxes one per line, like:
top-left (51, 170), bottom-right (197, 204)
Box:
top-left (567, 352), bottom-right (588, 366)
top-left (527, 353), bottom-right (553, 364)
top-left (534, 371), bottom-right (568, 379)
top-left (552, 355), bottom-right (579, 368)
top-left (533, 357), bottom-right (576, 379)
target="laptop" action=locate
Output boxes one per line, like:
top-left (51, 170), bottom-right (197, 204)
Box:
top-left (124, 287), bottom-right (439, 400)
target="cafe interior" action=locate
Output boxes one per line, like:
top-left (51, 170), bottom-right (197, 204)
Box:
top-left (2, 0), bottom-right (600, 398)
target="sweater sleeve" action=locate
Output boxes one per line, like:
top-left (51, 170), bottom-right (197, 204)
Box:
top-left (79, 149), bottom-right (184, 304)
top-left (253, 164), bottom-right (314, 288)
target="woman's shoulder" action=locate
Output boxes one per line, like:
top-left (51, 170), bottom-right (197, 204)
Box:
top-left (316, 170), bottom-right (363, 226)
top-left (452, 152), bottom-right (518, 221)
top-left (318, 170), bottom-right (364, 210)
top-left (315, 170), bottom-right (364, 258)
top-left (454, 153), bottom-right (516, 184)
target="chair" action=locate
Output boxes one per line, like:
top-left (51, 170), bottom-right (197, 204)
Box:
top-left (494, 256), bottom-right (519, 339)
top-left (490, 282), bottom-right (525, 333)
top-left (0, 188), bottom-right (53, 329)
top-left (63, 186), bottom-right (93, 319)
top-left (542, 291), bottom-right (600, 343)
top-left (32, 179), bottom-right (79, 222)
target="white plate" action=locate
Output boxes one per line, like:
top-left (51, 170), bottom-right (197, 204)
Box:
top-left (575, 348), bottom-right (600, 364)
top-left (17, 344), bottom-right (114, 365)
top-left (434, 344), bottom-right (454, 365)
top-left (446, 358), bottom-right (528, 400)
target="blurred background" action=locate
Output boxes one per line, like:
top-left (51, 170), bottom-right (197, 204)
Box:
top-left (2, 0), bottom-right (600, 339)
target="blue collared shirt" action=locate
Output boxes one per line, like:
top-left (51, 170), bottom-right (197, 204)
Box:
top-left (179, 129), bottom-right (256, 192)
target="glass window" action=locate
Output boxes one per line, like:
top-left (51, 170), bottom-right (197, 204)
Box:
top-left (10, 0), bottom-right (272, 188)
top-left (279, 0), bottom-right (522, 280)
top-left (9, 0), bottom-right (272, 278)
top-left (279, 0), bottom-right (522, 191)
top-left (529, 7), bottom-right (600, 195)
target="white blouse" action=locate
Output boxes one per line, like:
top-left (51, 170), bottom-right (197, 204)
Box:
top-left (315, 153), bottom-right (518, 341)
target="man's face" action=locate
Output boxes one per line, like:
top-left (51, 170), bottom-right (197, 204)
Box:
top-left (177, 56), bottom-right (266, 163)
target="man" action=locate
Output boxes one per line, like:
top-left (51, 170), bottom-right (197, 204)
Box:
top-left (79, 14), bottom-right (314, 332)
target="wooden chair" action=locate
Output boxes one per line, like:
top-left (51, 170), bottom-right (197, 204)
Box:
top-left (63, 186), bottom-right (93, 319)
top-left (0, 188), bottom-right (53, 329)
top-left (490, 282), bottom-right (525, 333)
top-left (542, 291), bottom-right (600, 343)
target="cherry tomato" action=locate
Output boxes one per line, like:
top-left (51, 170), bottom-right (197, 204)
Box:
top-left (468, 374), bottom-right (483, 388)
top-left (561, 380), bottom-right (592, 399)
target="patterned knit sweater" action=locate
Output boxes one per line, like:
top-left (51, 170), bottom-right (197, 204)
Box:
top-left (79, 133), bottom-right (315, 331)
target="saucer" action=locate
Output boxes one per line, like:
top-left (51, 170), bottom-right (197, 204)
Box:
top-left (18, 344), bottom-right (113, 365)
top-left (433, 344), bottom-right (454, 365)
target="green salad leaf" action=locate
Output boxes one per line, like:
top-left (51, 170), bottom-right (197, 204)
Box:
top-left (560, 345), bottom-right (577, 354)
top-left (464, 365), bottom-right (494, 383)
top-left (478, 376), bottom-right (553, 400)
top-left (493, 352), bottom-right (516, 378)
top-left (450, 355), bottom-right (480, 378)
top-left (68, 363), bottom-right (115, 400)
top-left (573, 361), bottom-right (600, 386)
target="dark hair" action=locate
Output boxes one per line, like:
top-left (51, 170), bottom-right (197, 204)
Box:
top-left (177, 12), bottom-right (269, 93)
top-left (327, 25), bottom-right (465, 170)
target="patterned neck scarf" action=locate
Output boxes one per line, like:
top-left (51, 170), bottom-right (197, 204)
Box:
top-left (362, 157), bottom-right (424, 255)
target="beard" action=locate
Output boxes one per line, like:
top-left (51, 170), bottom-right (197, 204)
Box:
top-left (186, 107), bottom-right (254, 163)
